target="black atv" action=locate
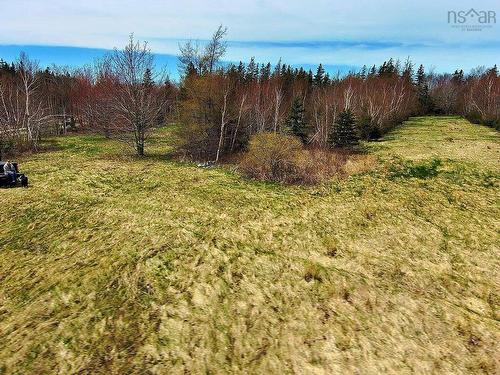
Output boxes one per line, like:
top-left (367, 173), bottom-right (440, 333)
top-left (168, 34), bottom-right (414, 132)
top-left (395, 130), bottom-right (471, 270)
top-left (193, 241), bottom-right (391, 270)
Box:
top-left (0, 161), bottom-right (28, 188)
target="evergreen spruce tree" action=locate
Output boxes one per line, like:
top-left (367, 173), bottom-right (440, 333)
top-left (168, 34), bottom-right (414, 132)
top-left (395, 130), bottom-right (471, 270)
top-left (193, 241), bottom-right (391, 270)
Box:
top-left (378, 61), bottom-right (387, 76)
top-left (280, 63), bottom-right (287, 76)
top-left (143, 68), bottom-right (154, 89)
top-left (416, 64), bottom-right (425, 86)
top-left (394, 59), bottom-right (401, 75)
top-left (401, 58), bottom-right (413, 83)
top-left (260, 62), bottom-right (271, 81)
top-left (322, 72), bottom-right (331, 86)
top-left (313, 64), bottom-right (325, 86)
top-left (415, 64), bottom-right (434, 114)
top-left (418, 84), bottom-right (434, 113)
top-left (285, 97), bottom-right (308, 144)
top-left (0, 58), bottom-right (14, 76)
top-left (245, 57), bottom-right (257, 82)
top-left (384, 59), bottom-right (396, 77)
top-left (253, 63), bottom-right (260, 80)
top-left (273, 58), bottom-right (282, 77)
top-left (237, 61), bottom-right (245, 81)
top-left (297, 67), bottom-right (307, 81)
top-left (329, 109), bottom-right (359, 147)
top-left (307, 69), bottom-right (313, 85)
top-left (227, 63), bottom-right (238, 79)
top-left (359, 65), bottom-right (367, 79)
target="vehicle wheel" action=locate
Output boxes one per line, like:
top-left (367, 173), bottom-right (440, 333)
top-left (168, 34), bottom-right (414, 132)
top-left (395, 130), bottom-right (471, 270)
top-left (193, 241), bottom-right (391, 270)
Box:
top-left (21, 176), bottom-right (28, 187)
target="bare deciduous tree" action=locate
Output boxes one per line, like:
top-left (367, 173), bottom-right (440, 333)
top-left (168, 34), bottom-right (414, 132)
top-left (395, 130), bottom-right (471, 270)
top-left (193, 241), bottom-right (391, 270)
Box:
top-left (178, 25), bottom-right (227, 77)
top-left (107, 35), bottom-right (166, 156)
top-left (203, 25), bottom-right (227, 74)
top-left (0, 52), bottom-right (50, 154)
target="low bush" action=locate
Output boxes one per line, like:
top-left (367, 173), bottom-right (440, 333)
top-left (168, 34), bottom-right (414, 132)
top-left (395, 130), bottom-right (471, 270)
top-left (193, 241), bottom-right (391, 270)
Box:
top-left (357, 115), bottom-right (382, 140)
top-left (464, 111), bottom-right (483, 125)
top-left (0, 138), bottom-right (15, 159)
top-left (464, 112), bottom-right (499, 130)
top-left (175, 122), bottom-right (216, 161)
top-left (239, 132), bottom-right (356, 184)
top-left (239, 132), bottom-right (303, 183)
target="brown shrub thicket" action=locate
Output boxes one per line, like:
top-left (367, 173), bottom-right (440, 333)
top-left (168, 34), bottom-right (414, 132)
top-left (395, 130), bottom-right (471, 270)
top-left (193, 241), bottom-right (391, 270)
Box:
top-left (239, 132), bottom-right (369, 184)
top-left (239, 132), bottom-right (304, 183)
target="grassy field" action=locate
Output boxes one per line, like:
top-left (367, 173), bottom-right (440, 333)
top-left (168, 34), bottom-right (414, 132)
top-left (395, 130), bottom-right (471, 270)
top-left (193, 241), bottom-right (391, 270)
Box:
top-left (0, 116), bottom-right (499, 374)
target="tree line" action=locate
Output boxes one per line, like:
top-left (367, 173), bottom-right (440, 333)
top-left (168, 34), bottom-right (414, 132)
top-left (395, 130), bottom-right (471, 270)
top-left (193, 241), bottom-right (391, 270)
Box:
top-left (0, 27), bottom-right (498, 160)
top-left (0, 36), bottom-right (176, 158)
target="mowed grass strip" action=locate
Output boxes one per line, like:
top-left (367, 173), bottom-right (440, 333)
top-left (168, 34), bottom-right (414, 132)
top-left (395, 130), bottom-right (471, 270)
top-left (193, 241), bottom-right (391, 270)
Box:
top-left (0, 117), bottom-right (499, 374)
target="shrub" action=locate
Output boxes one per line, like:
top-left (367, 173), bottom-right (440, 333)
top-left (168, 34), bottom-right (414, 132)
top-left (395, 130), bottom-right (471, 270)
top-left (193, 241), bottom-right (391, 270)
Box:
top-left (239, 132), bottom-right (303, 183)
top-left (465, 111), bottom-right (482, 125)
top-left (0, 138), bottom-right (15, 160)
top-left (464, 112), bottom-right (500, 131)
top-left (239, 132), bottom-right (347, 184)
top-left (357, 115), bottom-right (381, 140)
top-left (304, 149), bottom-right (346, 183)
top-left (175, 122), bottom-right (215, 161)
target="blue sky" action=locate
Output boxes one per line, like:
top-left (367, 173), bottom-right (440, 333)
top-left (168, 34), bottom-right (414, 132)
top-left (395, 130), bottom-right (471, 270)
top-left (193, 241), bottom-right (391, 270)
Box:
top-left (0, 0), bottom-right (498, 79)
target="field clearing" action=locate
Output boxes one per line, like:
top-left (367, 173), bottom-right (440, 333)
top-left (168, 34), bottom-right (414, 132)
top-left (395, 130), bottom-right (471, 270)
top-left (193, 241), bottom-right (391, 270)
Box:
top-left (0, 116), bottom-right (499, 374)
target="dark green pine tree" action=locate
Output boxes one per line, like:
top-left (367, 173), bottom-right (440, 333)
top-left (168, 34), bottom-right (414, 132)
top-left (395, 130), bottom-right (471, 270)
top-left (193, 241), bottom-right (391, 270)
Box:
top-left (0, 58), bottom-right (7, 70)
top-left (416, 64), bottom-right (425, 86)
top-left (0, 58), bottom-right (15, 76)
top-left (245, 57), bottom-right (257, 82)
top-left (285, 97), bottom-right (308, 144)
top-left (329, 109), bottom-right (359, 148)
top-left (401, 58), bottom-right (413, 83)
top-left (415, 64), bottom-right (434, 114)
top-left (143, 68), bottom-right (154, 89)
top-left (322, 72), bottom-right (331, 86)
top-left (313, 64), bottom-right (325, 87)
top-left (253, 63), bottom-right (260, 79)
top-left (378, 61), bottom-right (387, 76)
top-left (236, 61), bottom-right (245, 82)
top-left (280, 63), bottom-right (288, 76)
top-left (273, 58), bottom-right (282, 77)
top-left (260, 62), bottom-right (271, 81)
top-left (184, 62), bottom-right (198, 77)
top-left (359, 65), bottom-right (367, 79)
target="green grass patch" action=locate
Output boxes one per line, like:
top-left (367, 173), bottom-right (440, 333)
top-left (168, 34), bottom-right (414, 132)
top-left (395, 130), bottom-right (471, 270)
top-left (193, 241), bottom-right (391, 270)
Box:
top-left (389, 158), bottom-right (442, 179)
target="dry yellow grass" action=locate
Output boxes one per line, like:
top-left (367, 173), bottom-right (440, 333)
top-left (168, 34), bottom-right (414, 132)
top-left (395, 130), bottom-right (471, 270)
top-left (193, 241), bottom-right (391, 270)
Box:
top-left (0, 117), bottom-right (499, 374)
